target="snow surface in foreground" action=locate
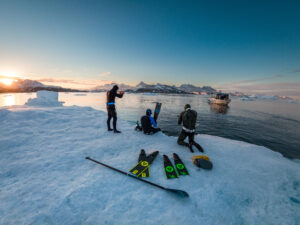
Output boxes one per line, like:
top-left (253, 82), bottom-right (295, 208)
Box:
top-left (0, 105), bottom-right (300, 225)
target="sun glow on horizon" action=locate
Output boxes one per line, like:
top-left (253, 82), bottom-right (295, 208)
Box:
top-left (0, 78), bottom-right (14, 85)
top-left (3, 95), bottom-right (15, 106)
top-left (0, 70), bottom-right (22, 85)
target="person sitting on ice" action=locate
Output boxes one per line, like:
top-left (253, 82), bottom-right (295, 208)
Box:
top-left (177, 104), bottom-right (204, 153)
top-left (140, 109), bottom-right (161, 135)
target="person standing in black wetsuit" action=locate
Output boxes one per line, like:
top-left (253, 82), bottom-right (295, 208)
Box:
top-left (106, 85), bottom-right (124, 133)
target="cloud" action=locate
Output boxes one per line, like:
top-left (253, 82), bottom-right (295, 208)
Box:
top-left (291, 69), bottom-right (300, 73)
top-left (37, 78), bottom-right (115, 87)
top-left (216, 71), bottom-right (300, 94)
top-left (221, 74), bottom-right (283, 87)
top-left (37, 78), bottom-right (97, 86)
top-left (0, 75), bottom-right (21, 80)
top-left (218, 82), bottom-right (300, 97)
top-left (99, 72), bottom-right (111, 77)
top-left (0, 76), bottom-right (97, 86)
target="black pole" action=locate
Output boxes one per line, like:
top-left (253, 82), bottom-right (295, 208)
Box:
top-left (86, 157), bottom-right (189, 198)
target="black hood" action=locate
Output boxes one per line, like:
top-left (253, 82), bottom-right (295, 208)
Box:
top-left (111, 85), bottom-right (119, 92)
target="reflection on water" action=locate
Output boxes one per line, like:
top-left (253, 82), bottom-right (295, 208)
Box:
top-left (0, 93), bottom-right (35, 107)
top-left (209, 104), bottom-right (229, 114)
top-left (1, 92), bottom-right (300, 159)
top-left (2, 95), bottom-right (15, 106)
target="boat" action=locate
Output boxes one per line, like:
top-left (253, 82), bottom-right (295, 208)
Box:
top-left (208, 93), bottom-right (231, 105)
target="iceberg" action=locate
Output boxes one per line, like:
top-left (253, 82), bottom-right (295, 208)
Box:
top-left (25, 90), bottom-right (64, 107)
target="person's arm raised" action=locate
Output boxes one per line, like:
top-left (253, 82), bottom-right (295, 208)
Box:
top-left (116, 91), bottom-right (124, 98)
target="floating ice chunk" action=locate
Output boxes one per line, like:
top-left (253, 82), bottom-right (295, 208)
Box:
top-left (25, 90), bottom-right (64, 107)
top-left (260, 95), bottom-right (279, 100)
top-left (288, 99), bottom-right (300, 104)
top-left (241, 97), bottom-right (255, 101)
top-left (142, 93), bottom-right (157, 96)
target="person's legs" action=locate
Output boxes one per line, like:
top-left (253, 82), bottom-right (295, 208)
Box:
top-left (177, 130), bottom-right (194, 152)
top-left (150, 127), bottom-right (161, 134)
top-left (189, 133), bottom-right (204, 152)
top-left (177, 130), bottom-right (188, 146)
top-left (186, 132), bottom-right (195, 153)
top-left (188, 132), bottom-right (194, 143)
top-left (107, 109), bottom-right (113, 131)
top-left (111, 110), bottom-right (121, 133)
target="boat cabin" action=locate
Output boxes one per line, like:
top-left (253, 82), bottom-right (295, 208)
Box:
top-left (211, 93), bottom-right (230, 100)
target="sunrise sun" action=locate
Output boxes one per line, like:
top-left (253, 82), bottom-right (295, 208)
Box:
top-left (0, 78), bottom-right (14, 85)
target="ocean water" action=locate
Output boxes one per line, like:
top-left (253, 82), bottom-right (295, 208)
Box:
top-left (1, 92), bottom-right (300, 159)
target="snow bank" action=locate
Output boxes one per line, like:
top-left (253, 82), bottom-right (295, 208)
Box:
top-left (0, 106), bottom-right (299, 225)
top-left (25, 90), bottom-right (64, 107)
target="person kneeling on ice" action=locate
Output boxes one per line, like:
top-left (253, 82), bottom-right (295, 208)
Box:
top-left (106, 85), bottom-right (124, 133)
top-left (141, 109), bottom-right (161, 135)
top-left (177, 104), bottom-right (204, 152)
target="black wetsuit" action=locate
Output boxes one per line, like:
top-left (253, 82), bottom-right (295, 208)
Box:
top-left (177, 109), bottom-right (203, 152)
top-left (107, 87), bottom-right (123, 131)
top-left (141, 115), bottom-right (161, 134)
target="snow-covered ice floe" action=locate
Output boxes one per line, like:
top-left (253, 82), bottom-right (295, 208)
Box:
top-left (25, 90), bottom-right (64, 107)
top-left (0, 103), bottom-right (299, 224)
top-left (241, 97), bottom-right (255, 101)
top-left (142, 92), bottom-right (157, 96)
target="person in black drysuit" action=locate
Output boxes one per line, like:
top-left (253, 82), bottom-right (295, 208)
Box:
top-left (177, 104), bottom-right (204, 152)
top-left (106, 85), bottom-right (124, 133)
top-left (141, 109), bottom-right (161, 134)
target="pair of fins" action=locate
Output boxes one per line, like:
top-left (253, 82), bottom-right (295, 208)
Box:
top-left (163, 153), bottom-right (189, 179)
top-left (129, 149), bottom-right (159, 178)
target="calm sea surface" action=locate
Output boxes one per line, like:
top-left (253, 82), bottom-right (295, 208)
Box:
top-left (1, 92), bottom-right (300, 159)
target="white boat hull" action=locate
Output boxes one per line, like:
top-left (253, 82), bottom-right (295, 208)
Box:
top-left (208, 98), bottom-right (231, 105)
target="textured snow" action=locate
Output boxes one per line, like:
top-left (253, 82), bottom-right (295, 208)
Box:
top-left (25, 90), bottom-right (64, 107)
top-left (0, 103), bottom-right (300, 224)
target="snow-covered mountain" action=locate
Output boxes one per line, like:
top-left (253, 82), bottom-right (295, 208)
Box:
top-left (93, 83), bottom-right (134, 91)
top-left (178, 84), bottom-right (216, 94)
top-left (0, 79), bottom-right (79, 93)
top-left (15, 79), bottom-right (45, 90)
top-left (133, 81), bottom-right (187, 93)
top-left (133, 82), bottom-right (216, 94)
top-left (0, 78), bottom-right (216, 94)
top-left (91, 81), bottom-right (216, 94)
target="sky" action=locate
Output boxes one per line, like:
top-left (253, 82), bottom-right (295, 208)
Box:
top-left (0, 0), bottom-right (300, 96)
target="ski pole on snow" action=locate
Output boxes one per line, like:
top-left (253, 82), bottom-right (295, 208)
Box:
top-left (86, 157), bottom-right (189, 198)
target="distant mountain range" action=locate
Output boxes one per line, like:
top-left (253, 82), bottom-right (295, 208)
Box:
top-left (0, 78), bottom-right (216, 94)
top-left (2, 78), bottom-right (298, 101)
top-left (92, 83), bottom-right (133, 92)
top-left (93, 81), bottom-right (216, 94)
top-left (0, 79), bottom-right (81, 93)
